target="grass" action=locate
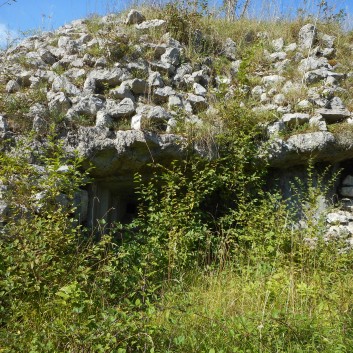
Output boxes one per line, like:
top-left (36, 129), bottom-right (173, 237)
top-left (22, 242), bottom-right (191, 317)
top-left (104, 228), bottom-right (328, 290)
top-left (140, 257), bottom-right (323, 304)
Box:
top-left (151, 260), bottom-right (353, 352)
top-left (2, 3), bottom-right (353, 352)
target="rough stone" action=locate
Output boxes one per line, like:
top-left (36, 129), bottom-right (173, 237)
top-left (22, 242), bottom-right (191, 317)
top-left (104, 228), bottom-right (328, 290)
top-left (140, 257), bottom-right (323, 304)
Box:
top-left (186, 94), bottom-right (208, 113)
top-left (32, 116), bottom-right (47, 133)
top-left (267, 131), bottom-right (336, 167)
top-left (330, 96), bottom-right (346, 110)
top-left (281, 113), bottom-right (310, 128)
top-left (161, 47), bottom-right (180, 66)
top-left (135, 19), bottom-right (166, 30)
top-left (342, 175), bottom-right (353, 186)
top-left (267, 121), bottom-right (285, 136)
top-left (304, 69), bottom-right (329, 84)
top-left (340, 187), bottom-right (353, 198)
top-left (193, 82), bottom-right (207, 96)
top-left (0, 116), bottom-right (8, 133)
top-left (153, 86), bottom-right (176, 103)
top-left (67, 95), bottom-right (105, 118)
top-left (298, 100), bottom-right (312, 110)
top-left (230, 60), bottom-right (242, 75)
top-left (84, 68), bottom-right (132, 93)
top-left (224, 38), bottom-right (237, 60)
top-left (95, 57), bottom-right (108, 68)
top-left (272, 38), bottom-right (284, 51)
top-left (52, 76), bottom-right (81, 95)
top-left (321, 34), bottom-right (335, 48)
top-left (131, 114), bottom-right (142, 130)
top-left (251, 86), bottom-right (265, 99)
top-left (148, 71), bottom-right (164, 88)
top-left (39, 49), bottom-right (57, 65)
top-left (96, 111), bottom-right (113, 128)
top-left (299, 57), bottom-right (330, 72)
top-left (130, 78), bottom-right (148, 94)
top-left (168, 95), bottom-right (183, 109)
top-left (273, 93), bottom-right (285, 105)
top-left (298, 23), bottom-right (317, 50)
top-left (106, 98), bottom-right (135, 118)
top-left (309, 115), bottom-right (327, 131)
top-left (269, 52), bottom-right (287, 62)
top-left (48, 92), bottom-right (72, 113)
top-left (6, 79), bottom-right (20, 93)
top-left (284, 43), bottom-right (297, 52)
top-left (110, 84), bottom-right (135, 101)
top-left (262, 75), bottom-right (285, 87)
top-left (149, 61), bottom-right (175, 75)
top-left (327, 211), bottom-right (350, 225)
top-left (125, 9), bottom-right (146, 25)
top-left (316, 108), bottom-right (351, 123)
top-left (67, 128), bottom-right (186, 177)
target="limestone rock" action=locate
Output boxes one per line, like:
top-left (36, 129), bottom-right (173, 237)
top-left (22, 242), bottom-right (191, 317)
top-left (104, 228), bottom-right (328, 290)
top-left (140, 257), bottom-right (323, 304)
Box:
top-left (298, 24), bottom-right (317, 50)
top-left (6, 80), bottom-right (20, 93)
top-left (148, 71), bottom-right (164, 88)
top-left (272, 38), bottom-right (284, 51)
top-left (186, 94), bottom-right (208, 113)
top-left (281, 113), bottom-right (310, 128)
top-left (84, 68), bottom-right (132, 92)
top-left (135, 19), bottom-right (166, 30)
top-left (299, 57), bottom-right (330, 72)
top-left (316, 108), bottom-right (351, 123)
top-left (106, 98), bottom-right (135, 118)
top-left (110, 84), bottom-right (135, 101)
top-left (125, 9), bottom-right (146, 25)
top-left (224, 38), bottom-right (237, 60)
top-left (262, 75), bottom-right (285, 87)
top-left (67, 95), bottom-right (105, 118)
top-left (309, 115), bottom-right (327, 131)
top-left (68, 128), bottom-right (186, 177)
top-left (342, 175), bottom-right (353, 186)
top-left (96, 111), bottom-right (113, 128)
top-left (304, 69), bottom-right (329, 84)
top-left (130, 78), bottom-right (148, 94)
top-left (47, 92), bottom-right (72, 113)
top-left (32, 116), bottom-right (47, 133)
top-left (193, 83), bottom-right (207, 96)
top-left (340, 187), bottom-right (353, 198)
top-left (38, 49), bottom-right (57, 65)
top-left (52, 76), bottom-right (81, 95)
top-left (153, 86), bottom-right (176, 103)
top-left (269, 52), bottom-right (286, 62)
top-left (321, 34), bottom-right (335, 48)
top-left (0, 116), bottom-right (8, 133)
top-left (161, 47), bottom-right (180, 66)
top-left (327, 212), bottom-right (350, 225)
top-left (168, 95), bottom-right (183, 109)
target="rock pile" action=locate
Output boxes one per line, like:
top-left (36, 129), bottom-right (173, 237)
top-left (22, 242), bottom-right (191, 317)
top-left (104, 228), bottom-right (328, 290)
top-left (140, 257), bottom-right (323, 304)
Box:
top-left (1, 9), bottom-right (353, 230)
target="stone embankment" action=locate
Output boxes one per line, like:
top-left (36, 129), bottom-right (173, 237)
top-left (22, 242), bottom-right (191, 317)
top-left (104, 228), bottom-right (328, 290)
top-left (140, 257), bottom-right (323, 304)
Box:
top-left (1, 9), bottom-right (353, 238)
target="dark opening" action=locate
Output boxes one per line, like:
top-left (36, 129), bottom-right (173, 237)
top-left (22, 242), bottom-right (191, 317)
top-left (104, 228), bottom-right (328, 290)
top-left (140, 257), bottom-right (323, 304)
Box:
top-left (126, 202), bottom-right (137, 215)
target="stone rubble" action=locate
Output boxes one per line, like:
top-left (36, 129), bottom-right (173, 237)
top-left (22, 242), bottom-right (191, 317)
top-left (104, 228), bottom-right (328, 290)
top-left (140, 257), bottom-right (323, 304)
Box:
top-left (2, 9), bottom-right (353, 235)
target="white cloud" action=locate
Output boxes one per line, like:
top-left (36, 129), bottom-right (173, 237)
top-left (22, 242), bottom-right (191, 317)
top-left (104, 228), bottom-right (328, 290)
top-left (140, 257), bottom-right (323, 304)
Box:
top-left (0, 23), bottom-right (18, 48)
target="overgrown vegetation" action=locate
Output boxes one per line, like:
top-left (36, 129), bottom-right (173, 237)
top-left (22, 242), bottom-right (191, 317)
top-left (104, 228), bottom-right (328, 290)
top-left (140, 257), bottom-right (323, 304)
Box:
top-left (1, 1), bottom-right (353, 352)
top-left (1, 90), bottom-right (352, 352)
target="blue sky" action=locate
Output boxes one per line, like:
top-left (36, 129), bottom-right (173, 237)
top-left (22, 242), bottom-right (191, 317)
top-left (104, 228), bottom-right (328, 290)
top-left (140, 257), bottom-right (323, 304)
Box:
top-left (0, 0), bottom-right (353, 47)
top-left (0, 0), bottom-right (129, 46)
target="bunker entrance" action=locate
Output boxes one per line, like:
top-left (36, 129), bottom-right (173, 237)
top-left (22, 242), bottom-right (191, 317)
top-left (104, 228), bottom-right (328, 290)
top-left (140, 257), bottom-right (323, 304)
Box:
top-left (86, 180), bottom-right (138, 229)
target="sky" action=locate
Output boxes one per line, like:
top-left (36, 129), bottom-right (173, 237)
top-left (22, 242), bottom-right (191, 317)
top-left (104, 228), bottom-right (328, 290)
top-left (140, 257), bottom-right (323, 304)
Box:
top-left (1, 0), bottom-right (353, 47)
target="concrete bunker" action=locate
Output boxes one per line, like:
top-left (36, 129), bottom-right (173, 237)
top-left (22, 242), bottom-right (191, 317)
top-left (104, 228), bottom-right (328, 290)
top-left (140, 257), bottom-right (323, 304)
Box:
top-left (86, 179), bottom-right (138, 229)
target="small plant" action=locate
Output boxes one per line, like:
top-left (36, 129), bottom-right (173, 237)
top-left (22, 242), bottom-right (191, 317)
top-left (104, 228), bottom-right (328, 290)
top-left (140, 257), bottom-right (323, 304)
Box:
top-left (85, 15), bottom-right (102, 35)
